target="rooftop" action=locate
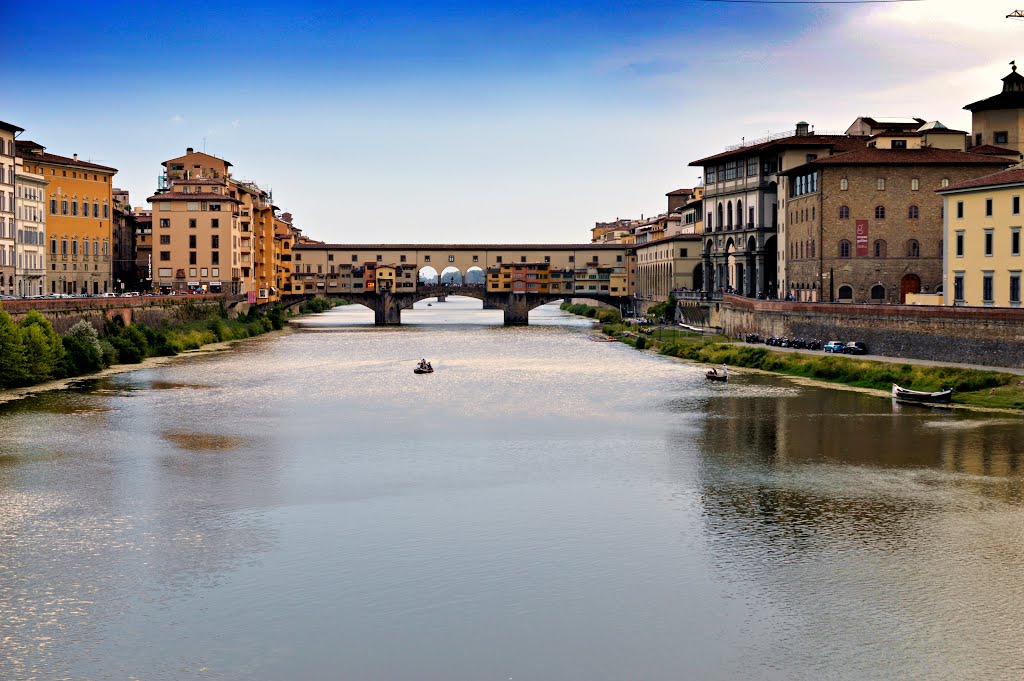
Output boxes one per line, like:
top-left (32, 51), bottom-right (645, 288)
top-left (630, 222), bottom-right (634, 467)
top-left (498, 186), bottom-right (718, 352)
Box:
top-left (791, 146), bottom-right (1012, 170)
top-left (16, 140), bottom-right (118, 172)
top-left (964, 66), bottom-right (1024, 113)
top-left (937, 168), bottom-right (1024, 193)
top-left (0, 120), bottom-right (25, 134)
top-left (294, 243), bottom-right (628, 251)
top-left (147, 192), bottom-right (242, 203)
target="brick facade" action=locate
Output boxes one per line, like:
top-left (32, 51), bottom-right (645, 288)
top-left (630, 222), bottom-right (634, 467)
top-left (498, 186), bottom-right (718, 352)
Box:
top-left (782, 160), bottom-right (1008, 304)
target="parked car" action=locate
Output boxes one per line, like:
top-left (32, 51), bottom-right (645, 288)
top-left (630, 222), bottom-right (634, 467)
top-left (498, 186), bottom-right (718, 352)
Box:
top-left (823, 341), bottom-right (845, 353)
top-left (842, 341), bottom-right (868, 355)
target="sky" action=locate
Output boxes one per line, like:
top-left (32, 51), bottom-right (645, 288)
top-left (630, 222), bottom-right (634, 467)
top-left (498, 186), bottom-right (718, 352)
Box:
top-left (6, 0), bottom-right (1022, 244)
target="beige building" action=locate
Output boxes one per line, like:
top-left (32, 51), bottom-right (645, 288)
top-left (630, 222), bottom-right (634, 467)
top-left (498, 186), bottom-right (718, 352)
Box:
top-left (0, 121), bottom-right (21, 296)
top-left (149, 147), bottom-right (286, 296)
top-left (15, 157), bottom-right (48, 297)
top-left (966, 64), bottom-right (1024, 157)
top-left (634, 235), bottom-right (703, 302)
top-left (938, 168), bottom-right (1024, 307)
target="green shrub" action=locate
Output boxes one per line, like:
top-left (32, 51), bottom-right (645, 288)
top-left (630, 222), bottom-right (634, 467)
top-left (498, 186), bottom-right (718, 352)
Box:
top-left (635, 336), bottom-right (647, 350)
top-left (20, 311), bottom-right (64, 383)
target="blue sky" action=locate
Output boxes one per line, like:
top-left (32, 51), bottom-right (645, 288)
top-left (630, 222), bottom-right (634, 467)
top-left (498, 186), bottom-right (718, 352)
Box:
top-left (6, 0), bottom-right (1018, 243)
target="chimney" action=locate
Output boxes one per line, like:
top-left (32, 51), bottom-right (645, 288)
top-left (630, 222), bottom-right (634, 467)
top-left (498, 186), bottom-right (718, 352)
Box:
top-left (73, 153), bottom-right (78, 161)
top-left (795, 121), bottom-right (810, 136)
top-left (186, 147), bottom-right (194, 154)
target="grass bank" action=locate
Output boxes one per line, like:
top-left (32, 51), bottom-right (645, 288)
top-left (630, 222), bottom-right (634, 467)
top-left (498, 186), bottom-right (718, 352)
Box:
top-left (559, 302), bottom-right (1024, 409)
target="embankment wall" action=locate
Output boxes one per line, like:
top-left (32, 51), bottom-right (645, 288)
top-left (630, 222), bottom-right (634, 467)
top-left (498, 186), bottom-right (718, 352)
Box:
top-left (0, 295), bottom-right (236, 334)
top-left (720, 294), bottom-right (1024, 368)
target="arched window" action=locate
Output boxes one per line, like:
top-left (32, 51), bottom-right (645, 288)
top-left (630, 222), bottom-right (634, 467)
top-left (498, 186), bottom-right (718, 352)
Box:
top-left (838, 285), bottom-right (853, 300)
top-left (877, 178), bottom-right (886, 191)
top-left (941, 178), bottom-right (950, 187)
top-left (840, 178), bottom-right (849, 191)
top-left (716, 203), bottom-right (723, 232)
top-left (875, 205), bottom-right (886, 219)
top-left (908, 205), bottom-right (919, 219)
top-left (812, 206), bottom-right (816, 221)
top-left (911, 178), bottom-right (920, 191)
top-left (839, 240), bottom-right (851, 258)
top-left (727, 201), bottom-right (733, 229)
top-left (83, 240), bottom-right (89, 256)
top-left (873, 239), bottom-right (887, 258)
top-left (907, 239), bottom-right (920, 257)
top-left (736, 200), bottom-right (743, 228)
top-left (839, 205), bottom-right (850, 219)
top-left (870, 284), bottom-right (886, 300)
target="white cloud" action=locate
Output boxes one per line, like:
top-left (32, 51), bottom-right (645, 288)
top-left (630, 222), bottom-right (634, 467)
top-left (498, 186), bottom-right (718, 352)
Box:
top-left (169, 114), bottom-right (185, 124)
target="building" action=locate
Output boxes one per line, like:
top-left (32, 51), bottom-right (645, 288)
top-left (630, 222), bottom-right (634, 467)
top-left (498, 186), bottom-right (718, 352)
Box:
top-left (780, 145), bottom-right (1009, 303)
top-left (0, 121), bottom-right (22, 296)
top-left (634, 234), bottom-right (703, 302)
top-left (148, 147), bottom-right (285, 295)
top-left (965, 63), bottom-right (1024, 156)
top-left (133, 208), bottom-right (152, 290)
top-left (679, 187), bottom-right (704, 235)
top-left (937, 168), bottom-right (1024, 307)
top-left (112, 188), bottom-right (137, 291)
top-left (15, 156), bottom-right (48, 296)
top-left (689, 121), bottom-right (867, 298)
top-left (17, 140), bottom-right (117, 295)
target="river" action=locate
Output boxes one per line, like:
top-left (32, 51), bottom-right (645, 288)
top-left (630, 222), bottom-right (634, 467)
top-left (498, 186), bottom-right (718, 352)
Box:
top-left (1, 297), bottom-right (1023, 680)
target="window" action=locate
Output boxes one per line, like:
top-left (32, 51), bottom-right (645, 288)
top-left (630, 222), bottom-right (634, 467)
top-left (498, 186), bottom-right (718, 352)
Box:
top-left (907, 239), bottom-right (920, 257)
top-left (908, 205), bottom-right (919, 219)
top-left (747, 157), bottom-right (758, 176)
top-left (50, 238), bottom-right (56, 254)
top-left (189, 252), bottom-right (197, 265)
top-left (839, 178), bottom-right (848, 191)
top-left (954, 201), bottom-right (963, 219)
top-left (71, 201), bottom-right (78, 216)
top-left (956, 230), bottom-right (965, 257)
top-left (160, 251), bottom-right (170, 261)
top-left (838, 240), bottom-right (851, 258)
top-left (400, 255), bottom-right (407, 262)
top-left (873, 240), bottom-right (887, 258)
top-left (954, 272), bottom-right (965, 302)
top-left (424, 255), bottom-right (431, 263)
top-left (93, 202), bottom-right (99, 217)
top-left (61, 239), bottom-right (67, 255)
top-left (911, 178), bottom-right (920, 191)
top-left (159, 218), bottom-right (170, 228)
top-left (892, 140), bottom-right (907, 149)
top-left (1012, 272), bottom-right (1021, 306)
top-left (211, 218), bottom-right (219, 228)
top-left (209, 203), bottom-right (221, 212)
top-left (83, 240), bottom-right (89, 256)
top-left (875, 206), bottom-right (885, 219)
top-left (941, 178), bottom-right (950, 188)
top-left (986, 198), bottom-right (993, 216)
top-left (351, 254), bottom-right (357, 262)
top-left (448, 255), bottom-right (455, 263)
top-left (496, 256), bottom-right (502, 263)
top-left (376, 255), bottom-right (383, 262)
top-left (521, 256), bottom-right (527, 263)
top-left (975, 133), bottom-right (983, 146)
top-left (189, 235), bottom-right (196, 248)
top-left (876, 178), bottom-right (885, 191)
top-left (870, 284), bottom-right (886, 301)
top-left (838, 285), bottom-right (853, 300)
top-left (187, 202), bottom-right (199, 211)
top-left (189, 218), bottom-right (197, 229)
top-left (705, 168), bottom-right (715, 184)
top-left (211, 251), bottom-right (219, 265)
top-left (983, 272), bottom-right (994, 304)
top-left (158, 234), bottom-right (170, 245)
top-left (1013, 228), bottom-right (1020, 256)
top-left (985, 229), bottom-right (994, 256)
top-left (995, 131), bottom-right (1009, 145)
top-left (50, 198), bottom-right (57, 214)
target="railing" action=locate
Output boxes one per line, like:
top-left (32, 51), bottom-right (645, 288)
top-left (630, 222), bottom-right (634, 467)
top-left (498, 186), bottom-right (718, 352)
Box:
top-left (674, 289), bottom-right (721, 301)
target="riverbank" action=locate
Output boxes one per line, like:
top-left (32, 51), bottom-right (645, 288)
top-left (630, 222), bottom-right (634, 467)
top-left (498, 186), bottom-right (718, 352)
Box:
top-left (562, 302), bottom-right (1024, 411)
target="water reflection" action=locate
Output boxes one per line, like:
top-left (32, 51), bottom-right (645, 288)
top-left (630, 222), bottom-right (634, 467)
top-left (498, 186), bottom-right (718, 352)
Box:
top-left (2, 302), bottom-right (1024, 680)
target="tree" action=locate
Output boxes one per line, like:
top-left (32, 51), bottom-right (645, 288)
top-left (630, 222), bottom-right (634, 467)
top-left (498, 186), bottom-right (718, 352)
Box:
top-left (20, 311), bottom-right (65, 383)
top-left (0, 311), bottom-right (27, 387)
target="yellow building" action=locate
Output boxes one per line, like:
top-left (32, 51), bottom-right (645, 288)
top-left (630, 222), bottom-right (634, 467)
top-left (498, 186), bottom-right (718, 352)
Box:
top-left (939, 168), bottom-right (1024, 307)
top-left (375, 264), bottom-right (397, 291)
top-left (17, 140), bottom-right (116, 295)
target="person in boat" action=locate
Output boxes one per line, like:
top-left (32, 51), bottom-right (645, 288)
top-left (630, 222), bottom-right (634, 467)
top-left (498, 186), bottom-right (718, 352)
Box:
top-left (721, 364), bottom-right (728, 377)
top-left (709, 368), bottom-right (718, 376)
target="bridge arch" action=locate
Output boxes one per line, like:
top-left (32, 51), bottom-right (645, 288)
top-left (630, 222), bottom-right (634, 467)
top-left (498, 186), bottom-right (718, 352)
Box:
top-left (439, 266), bottom-right (463, 285)
top-left (418, 266), bottom-right (439, 284)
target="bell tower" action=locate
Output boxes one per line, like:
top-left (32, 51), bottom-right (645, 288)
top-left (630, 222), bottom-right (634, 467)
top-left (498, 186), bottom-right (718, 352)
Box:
top-left (964, 61), bottom-right (1024, 153)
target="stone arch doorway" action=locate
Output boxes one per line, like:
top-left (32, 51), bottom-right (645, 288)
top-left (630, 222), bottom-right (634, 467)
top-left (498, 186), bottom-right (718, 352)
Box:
top-left (838, 285), bottom-right (853, 301)
top-left (900, 273), bottom-right (921, 303)
top-left (870, 284), bottom-right (886, 302)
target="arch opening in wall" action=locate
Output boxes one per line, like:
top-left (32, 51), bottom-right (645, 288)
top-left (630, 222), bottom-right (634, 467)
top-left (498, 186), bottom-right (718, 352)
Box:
top-left (837, 285), bottom-right (853, 301)
top-left (870, 284), bottom-right (886, 301)
top-left (417, 266), bottom-right (439, 284)
top-left (439, 266), bottom-right (463, 285)
top-left (464, 266), bottom-right (485, 285)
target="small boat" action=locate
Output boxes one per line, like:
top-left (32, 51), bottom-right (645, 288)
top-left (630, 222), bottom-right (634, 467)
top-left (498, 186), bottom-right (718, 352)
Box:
top-left (705, 370), bottom-right (728, 382)
top-left (591, 336), bottom-right (618, 342)
top-left (427, 303), bottom-right (432, 306)
top-left (414, 366), bottom-right (434, 374)
top-left (892, 383), bottom-right (951, 404)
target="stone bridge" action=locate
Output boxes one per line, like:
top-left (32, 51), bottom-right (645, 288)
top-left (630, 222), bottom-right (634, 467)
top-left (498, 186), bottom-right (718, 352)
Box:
top-left (282, 285), bottom-right (626, 325)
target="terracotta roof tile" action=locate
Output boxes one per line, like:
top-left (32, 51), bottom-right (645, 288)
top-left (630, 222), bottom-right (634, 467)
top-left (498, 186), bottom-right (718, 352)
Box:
top-left (294, 243), bottom-right (628, 251)
top-left (937, 168), bottom-right (1024, 192)
top-left (969, 144), bottom-right (1021, 156)
top-left (16, 142), bottom-right (118, 172)
top-left (688, 134), bottom-right (862, 167)
top-left (805, 147), bottom-right (1011, 167)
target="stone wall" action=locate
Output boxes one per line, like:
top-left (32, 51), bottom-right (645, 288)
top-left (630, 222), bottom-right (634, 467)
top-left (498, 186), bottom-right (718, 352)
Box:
top-left (720, 294), bottom-right (1024, 367)
top-left (0, 295), bottom-right (232, 334)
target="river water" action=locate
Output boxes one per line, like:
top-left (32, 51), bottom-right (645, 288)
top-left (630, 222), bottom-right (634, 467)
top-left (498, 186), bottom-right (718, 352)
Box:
top-left (2, 297), bottom-right (1023, 680)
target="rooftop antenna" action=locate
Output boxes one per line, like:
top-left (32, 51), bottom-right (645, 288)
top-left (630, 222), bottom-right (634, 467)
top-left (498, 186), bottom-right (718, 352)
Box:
top-left (202, 137), bottom-right (207, 152)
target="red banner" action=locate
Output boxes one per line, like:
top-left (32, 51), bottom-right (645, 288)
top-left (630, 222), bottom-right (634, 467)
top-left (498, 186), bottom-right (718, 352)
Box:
top-left (855, 220), bottom-right (869, 257)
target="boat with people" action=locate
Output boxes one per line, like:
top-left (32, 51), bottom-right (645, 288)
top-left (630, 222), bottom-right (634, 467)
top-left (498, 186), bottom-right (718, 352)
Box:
top-left (414, 359), bottom-right (434, 374)
top-left (706, 364), bottom-right (729, 382)
top-left (891, 383), bottom-right (952, 404)
top-left (591, 336), bottom-right (618, 342)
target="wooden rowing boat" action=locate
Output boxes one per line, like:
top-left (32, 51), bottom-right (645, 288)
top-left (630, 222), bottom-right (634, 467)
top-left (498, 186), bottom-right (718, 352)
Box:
top-left (891, 383), bottom-right (951, 404)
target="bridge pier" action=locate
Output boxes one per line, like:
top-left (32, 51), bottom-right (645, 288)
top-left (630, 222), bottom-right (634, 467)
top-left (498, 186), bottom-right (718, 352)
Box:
top-left (502, 293), bottom-right (531, 326)
top-left (371, 292), bottom-right (403, 325)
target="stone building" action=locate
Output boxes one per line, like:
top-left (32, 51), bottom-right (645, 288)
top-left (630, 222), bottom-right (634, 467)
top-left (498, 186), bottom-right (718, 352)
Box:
top-left (112, 188), bottom-right (137, 291)
top-left (780, 146), bottom-right (1009, 303)
top-left (15, 157), bottom-right (48, 297)
top-left (0, 121), bottom-right (22, 296)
